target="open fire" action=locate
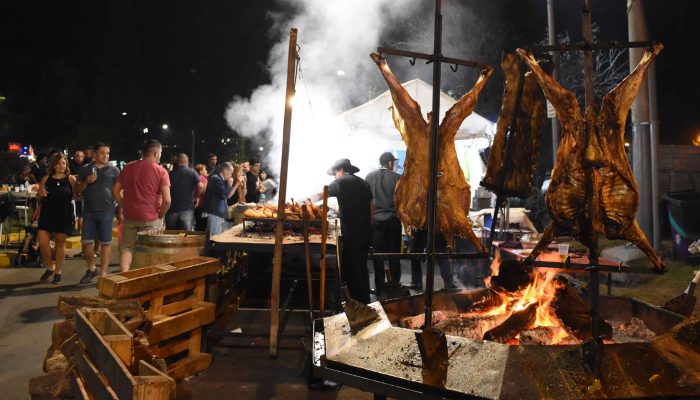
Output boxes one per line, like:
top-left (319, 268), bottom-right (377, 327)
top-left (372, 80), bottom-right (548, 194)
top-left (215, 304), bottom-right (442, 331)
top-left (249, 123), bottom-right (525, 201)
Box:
top-left (400, 250), bottom-right (655, 345)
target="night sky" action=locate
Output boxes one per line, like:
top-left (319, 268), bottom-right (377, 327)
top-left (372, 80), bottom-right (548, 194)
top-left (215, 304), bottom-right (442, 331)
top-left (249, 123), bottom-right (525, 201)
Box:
top-left (1, 0), bottom-right (698, 162)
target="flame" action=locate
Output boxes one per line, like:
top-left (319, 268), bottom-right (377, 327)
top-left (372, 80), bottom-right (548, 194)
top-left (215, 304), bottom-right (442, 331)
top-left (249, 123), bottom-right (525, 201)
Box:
top-left (483, 249), bottom-right (501, 288)
top-left (485, 248), bottom-right (573, 344)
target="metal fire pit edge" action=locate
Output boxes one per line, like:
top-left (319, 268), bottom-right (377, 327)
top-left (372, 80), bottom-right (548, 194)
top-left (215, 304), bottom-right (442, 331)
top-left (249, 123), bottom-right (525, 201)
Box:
top-left (313, 289), bottom-right (700, 399)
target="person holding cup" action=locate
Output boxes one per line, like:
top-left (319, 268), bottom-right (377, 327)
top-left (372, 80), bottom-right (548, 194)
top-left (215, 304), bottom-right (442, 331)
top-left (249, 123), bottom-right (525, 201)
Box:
top-left (75, 143), bottom-right (120, 284)
top-left (37, 153), bottom-right (77, 284)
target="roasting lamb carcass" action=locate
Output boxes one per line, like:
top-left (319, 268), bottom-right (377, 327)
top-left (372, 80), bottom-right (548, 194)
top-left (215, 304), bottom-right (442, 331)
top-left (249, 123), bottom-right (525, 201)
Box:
top-left (516, 44), bottom-right (665, 271)
top-left (481, 52), bottom-right (549, 198)
top-left (370, 52), bottom-right (491, 252)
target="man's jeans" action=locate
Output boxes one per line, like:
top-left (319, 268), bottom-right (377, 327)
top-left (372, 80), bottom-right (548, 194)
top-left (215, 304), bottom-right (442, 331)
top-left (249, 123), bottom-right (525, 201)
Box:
top-left (206, 214), bottom-right (227, 235)
top-left (165, 209), bottom-right (195, 231)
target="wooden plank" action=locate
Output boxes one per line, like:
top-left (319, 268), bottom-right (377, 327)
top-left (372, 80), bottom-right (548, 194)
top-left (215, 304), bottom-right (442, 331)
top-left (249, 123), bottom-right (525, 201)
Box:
top-left (134, 361), bottom-right (175, 400)
top-left (103, 335), bottom-right (134, 368)
top-left (75, 310), bottom-right (136, 400)
top-left (159, 294), bottom-right (197, 317)
top-left (72, 349), bottom-right (119, 400)
top-left (153, 335), bottom-right (191, 359)
top-left (148, 302), bottom-right (215, 343)
top-left (99, 258), bottom-right (220, 298)
top-left (85, 308), bottom-right (133, 337)
top-left (165, 353), bottom-right (212, 381)
top-left (72, 369), bottom-right (93, 400)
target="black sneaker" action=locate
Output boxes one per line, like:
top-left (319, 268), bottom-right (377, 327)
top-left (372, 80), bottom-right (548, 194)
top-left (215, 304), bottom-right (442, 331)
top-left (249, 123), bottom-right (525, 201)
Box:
top-left (52, 274), bottom-right (62, 284)
top-left (79, 269), bottom-right (99, 284)
top-left (405, 282), bottom-right (423, 290)
top-left (39, 269), bottom-right (54, 282)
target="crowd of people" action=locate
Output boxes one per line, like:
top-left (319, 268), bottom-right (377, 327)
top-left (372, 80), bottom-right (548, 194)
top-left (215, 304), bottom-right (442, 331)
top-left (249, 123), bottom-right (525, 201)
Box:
top-left (11, 139), bottom-right (275, 285)
top-left (11, 140), bottom-right (450, 306)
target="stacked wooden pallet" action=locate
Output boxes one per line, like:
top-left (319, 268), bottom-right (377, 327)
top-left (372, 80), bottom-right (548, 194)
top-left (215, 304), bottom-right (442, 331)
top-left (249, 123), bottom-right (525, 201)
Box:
top-left (64, 308), bottom-right (175, 400)
top-left (97, 257), bottom-right (220, 380)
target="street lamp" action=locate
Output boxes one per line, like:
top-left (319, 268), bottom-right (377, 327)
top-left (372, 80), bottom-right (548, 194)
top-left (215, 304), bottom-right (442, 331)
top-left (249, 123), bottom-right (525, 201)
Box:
top-left (143, 128), bottom-right (149, 134)
top-left (162, 124), bottom-right (169, 130)
top-left (122, 112), bottom-right (127, 116)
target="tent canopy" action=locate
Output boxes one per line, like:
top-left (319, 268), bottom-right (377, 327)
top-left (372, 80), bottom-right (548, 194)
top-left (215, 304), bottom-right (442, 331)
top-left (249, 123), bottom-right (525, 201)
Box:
top-left (336, 78), bottom-right (495, 141)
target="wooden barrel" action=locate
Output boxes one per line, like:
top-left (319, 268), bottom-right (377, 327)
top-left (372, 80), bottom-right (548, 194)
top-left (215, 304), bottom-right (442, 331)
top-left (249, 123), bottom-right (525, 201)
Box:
top-left (132, 230), bottom-right (206, 268)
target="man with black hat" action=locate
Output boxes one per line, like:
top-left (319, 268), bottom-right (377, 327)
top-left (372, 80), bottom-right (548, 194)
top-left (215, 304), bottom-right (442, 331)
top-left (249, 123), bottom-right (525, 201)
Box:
top-left (365, 152), bottom-right (402, 298)
top-left (327, 158), bottom-right (374, 304)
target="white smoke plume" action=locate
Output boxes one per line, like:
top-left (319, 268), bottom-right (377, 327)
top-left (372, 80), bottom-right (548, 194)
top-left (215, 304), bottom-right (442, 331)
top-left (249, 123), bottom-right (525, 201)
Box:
top-left (225, 0), bottom-right (501, 201)
top-left (225, 0), bottom-right (424, 200)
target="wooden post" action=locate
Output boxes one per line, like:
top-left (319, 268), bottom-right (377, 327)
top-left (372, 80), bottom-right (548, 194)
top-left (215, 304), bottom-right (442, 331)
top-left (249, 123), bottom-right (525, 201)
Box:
top-left (301, 205), bottom-right (314, 324)
top-left (270, 28), bottom-right (298, 358)
top-left (319, 186), bottom-right (329, 316)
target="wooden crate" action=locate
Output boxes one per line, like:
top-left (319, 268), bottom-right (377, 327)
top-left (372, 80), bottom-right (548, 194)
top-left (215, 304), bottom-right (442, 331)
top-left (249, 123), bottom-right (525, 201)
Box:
top-left (65, 308), bottom-right (175, 400)
top-left (97, 256), bottom-right (220, 380)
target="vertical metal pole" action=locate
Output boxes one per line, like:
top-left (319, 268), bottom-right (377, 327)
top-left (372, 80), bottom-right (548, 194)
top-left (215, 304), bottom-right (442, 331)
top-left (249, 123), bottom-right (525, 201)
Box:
top-left (424, 0), bottom-right (443, 329)
top-left (191, 129), bottom-right (195, 165)
top-left (582, 1), bottom-right (601, 374)
top-left (547, 0), bottom-right (560, 167)
top-left (581, 0), bottom-right (595, 108)
top-left (270, 28), bottom-right (297, 358)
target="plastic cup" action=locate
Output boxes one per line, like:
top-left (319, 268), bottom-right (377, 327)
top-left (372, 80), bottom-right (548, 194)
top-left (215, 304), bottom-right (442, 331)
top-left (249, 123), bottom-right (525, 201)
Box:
top-left (557, 243), bottom-right (570, 262)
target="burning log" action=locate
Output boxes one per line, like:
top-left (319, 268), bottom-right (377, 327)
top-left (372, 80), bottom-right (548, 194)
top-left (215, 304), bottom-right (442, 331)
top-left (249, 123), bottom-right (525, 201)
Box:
top-left (433, 314), bottom-right (505, 340)
top-left (400, 311), bottom-right (454, 330)
top-left (518, 326), bottom-right (578, 345)
top-left (452, 288), bottom-right (503, 314)
top-left (483, 302), bottom-right (538, 343)
top-left (551, 279), bottom-right (612, 340)
top-left (489, 259), bottom-right (533, 294)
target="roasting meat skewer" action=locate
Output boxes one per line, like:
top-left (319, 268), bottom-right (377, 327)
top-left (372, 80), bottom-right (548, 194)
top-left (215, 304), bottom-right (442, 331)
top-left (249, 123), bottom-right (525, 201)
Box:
top-left (370, 52), bottom-right (491, 251)
top-left (516, 44), bottom-right (666, 271)
top-left (481, 52), bottom-right (549, 198)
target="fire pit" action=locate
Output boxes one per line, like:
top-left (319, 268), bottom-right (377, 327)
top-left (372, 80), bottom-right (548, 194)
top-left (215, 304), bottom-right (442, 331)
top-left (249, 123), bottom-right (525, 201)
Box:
top-left (313, 289), bottom-right (700, 399)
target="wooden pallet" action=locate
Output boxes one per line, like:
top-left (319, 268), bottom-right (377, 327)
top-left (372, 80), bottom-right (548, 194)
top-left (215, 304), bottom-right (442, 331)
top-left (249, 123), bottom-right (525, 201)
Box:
top-left (64, 308), bottom-right (175, 400)
top-left (97, 256), bottom-right (220, 380)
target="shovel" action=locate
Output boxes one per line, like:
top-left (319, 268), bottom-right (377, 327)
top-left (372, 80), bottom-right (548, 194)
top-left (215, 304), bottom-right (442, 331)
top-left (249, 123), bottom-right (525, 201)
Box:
top-left (384, 266), bottom-right (410, 299)
top-left (334, 224), bottom-right (380, 333)
top-left (662, 270), bottom-right (700, 317)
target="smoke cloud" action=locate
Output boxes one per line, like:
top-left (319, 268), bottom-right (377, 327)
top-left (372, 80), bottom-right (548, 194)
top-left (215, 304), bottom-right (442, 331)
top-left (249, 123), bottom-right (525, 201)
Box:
top-left (225, 0), bottom-right (503, 201)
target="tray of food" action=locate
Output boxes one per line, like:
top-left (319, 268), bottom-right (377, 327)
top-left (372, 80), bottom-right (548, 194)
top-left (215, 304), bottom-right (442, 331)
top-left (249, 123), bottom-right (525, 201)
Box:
top-left (242, 201), bottom-right (326, 233)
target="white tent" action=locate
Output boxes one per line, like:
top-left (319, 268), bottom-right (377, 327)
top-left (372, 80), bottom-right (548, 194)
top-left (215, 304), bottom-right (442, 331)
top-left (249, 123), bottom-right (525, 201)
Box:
top-left (335, 78), bottom-right (495, 191)
top-left (336, 78), bottom-right (495, 142)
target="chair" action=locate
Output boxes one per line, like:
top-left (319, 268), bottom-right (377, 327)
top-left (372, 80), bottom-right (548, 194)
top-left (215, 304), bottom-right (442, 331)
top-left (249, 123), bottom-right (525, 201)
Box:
top-left (0, 192), bottom-right (16, 246)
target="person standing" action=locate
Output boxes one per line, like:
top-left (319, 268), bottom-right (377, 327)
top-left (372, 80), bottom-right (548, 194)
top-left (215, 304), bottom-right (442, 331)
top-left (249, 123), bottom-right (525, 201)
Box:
top-left (112, 139), bottom-right (171, 272)
top-left (207, 153), bottom-right (218, 175)
top-left (31, 153), bottom-right (49, 184)
top-left (166, 154), bottom-right (204, 231)
top-left (69, 149), bottom-right (86, 235)
top-left (202, 162), bottom-right (240, 235)
top-left (409, 229), bottom-right (457, 290)
top-left (75, 143), bottom-right (120, 283)
top-left (245, 159), bottom-right (264, 204)
top-left (37, 153), bottom-right (77, 284)
top-left (365, 152), bottom-right (402, 297)
top-left (327, 158), bottom-right (374, 304)
top-left (193, 164), bottom-right (209, 231)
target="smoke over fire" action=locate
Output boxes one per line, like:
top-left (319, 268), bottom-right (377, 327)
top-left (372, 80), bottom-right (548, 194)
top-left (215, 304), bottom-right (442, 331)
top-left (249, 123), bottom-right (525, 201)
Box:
top-left (224, 0), bottom-right (502, 200)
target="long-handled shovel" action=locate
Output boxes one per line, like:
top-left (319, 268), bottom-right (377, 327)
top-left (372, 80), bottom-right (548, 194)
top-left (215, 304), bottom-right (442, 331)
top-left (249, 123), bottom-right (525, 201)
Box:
top-left (334, 223), bottom-right (379, 333)
top-left (662, 270), bottom-right (700, 317)
top-left (384, 266), bottom-right (410, 299)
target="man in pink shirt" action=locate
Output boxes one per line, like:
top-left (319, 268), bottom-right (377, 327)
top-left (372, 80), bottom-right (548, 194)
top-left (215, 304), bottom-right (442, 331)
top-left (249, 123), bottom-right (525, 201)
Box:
top-left (112, 139), bottom-right (171, 271)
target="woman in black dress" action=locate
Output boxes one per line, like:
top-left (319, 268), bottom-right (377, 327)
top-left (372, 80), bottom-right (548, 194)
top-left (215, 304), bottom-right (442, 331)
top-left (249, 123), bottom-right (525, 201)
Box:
top-left (38, 153), bottom-right (77, 283)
